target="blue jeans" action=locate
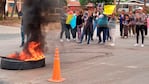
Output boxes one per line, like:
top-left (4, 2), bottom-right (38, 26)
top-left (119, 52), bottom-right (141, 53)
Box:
top-left (80, 29), bottom-right (91, 44)
top-left (65, 24), bottom-right (71, 39)
top-left (120, 23), bottom-right (123, 36)
top-left (98, 27), bottom-right (108, 43)
top-left (21, 25), bottom-right (25, 45)
top-left (60, 22), bottom-right (66, 39)
top-left (93, 20), bottom-right (97, 31)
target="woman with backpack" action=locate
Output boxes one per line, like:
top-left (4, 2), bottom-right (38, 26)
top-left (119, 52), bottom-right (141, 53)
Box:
top-left (97, 14), bottom-right (108, 44)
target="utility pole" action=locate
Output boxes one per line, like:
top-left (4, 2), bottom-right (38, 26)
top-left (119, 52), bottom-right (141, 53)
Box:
top-left (144, 0), bottom-right (146, 7)
top-left (114, 0), bottom-right (116, 5)
top-left (114, 0), bottom-right (116, 13)
top-left (116, 0), bottom-right (120, 12)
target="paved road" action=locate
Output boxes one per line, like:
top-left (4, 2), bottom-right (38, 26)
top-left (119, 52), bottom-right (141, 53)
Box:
top-left (0, 25), bottom-right (149, 84)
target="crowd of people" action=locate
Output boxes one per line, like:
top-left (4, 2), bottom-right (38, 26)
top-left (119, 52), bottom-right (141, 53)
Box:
top-left (119, 7), bottom-right (148, 47)
top-left (59, 6), bottom-right (148, 47)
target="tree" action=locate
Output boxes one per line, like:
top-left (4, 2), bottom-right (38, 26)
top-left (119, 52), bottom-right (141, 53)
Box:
top-left (60, 0), bottom-right (67, 6)
top-left (144, 0), bottom-right (146, 7)
top-left (79, 0), bottom-right (114, 6)
top-left (79, 0), bottom-right (88, 5)
top-left (0, 0), bottom-right (6, 20)
top-left (116, 0), bottom-right (121, 12)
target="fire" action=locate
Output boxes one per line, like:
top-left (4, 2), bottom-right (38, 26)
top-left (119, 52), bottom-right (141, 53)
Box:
top-left (8, 41), bottom-right (45, 61)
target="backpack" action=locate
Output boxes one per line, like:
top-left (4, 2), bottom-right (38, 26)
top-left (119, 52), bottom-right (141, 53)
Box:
top-left (97, 14), bottom-right (108, 27)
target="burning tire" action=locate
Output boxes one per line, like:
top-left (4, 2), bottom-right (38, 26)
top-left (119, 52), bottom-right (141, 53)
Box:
top-left (1, 57), bottom-right (45, 70)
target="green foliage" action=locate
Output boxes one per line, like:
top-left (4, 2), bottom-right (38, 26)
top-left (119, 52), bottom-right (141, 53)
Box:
top-left (93, 0), bottom-right (114, 5)
top-left (79, 0), bottom-right (88, 5)
top-left (79, 0), bottom-right (114, 6)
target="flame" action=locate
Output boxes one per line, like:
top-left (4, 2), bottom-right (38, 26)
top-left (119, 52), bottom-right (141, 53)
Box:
top-left (8, 42), bottom-right (45, 61)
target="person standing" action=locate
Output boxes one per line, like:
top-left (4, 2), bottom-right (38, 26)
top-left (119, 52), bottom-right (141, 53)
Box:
top-left (65, 10), bottom-right (73, 41)
top-left (108, 13), bottom-right (117, 46)
top-left (60, 6), bottom-right (67, 42)
top-left (20, 18), bottom-right (25, 47)
top-left (82, 8), bottom-right (89, 41)
top-left (123, 14), bottom-right (130, 38)
top-left (134, 7), bottom-right (146, 47)
top-left (93, 9), bottom-right (100, 40)
top-left (119, 10), bottom-right (125, 37)
top-left (19, 10), bottom-right (25, 47)
top-left (76, 11), bottom-right (83, 41)
top-left (70, 11), bottom-right (77, 41)
top-left (143, 11), bottom-right (148, 36)
top-left (80, 11), bottom-right (93, 44)
top-left (129, 11), bottom-right (136, 36)
top-left (97, 14), bottom-right (108, 44)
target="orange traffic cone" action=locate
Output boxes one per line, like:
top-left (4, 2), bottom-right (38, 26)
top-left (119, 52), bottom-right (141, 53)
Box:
top-left (48, 48), bottom-right (65, 82)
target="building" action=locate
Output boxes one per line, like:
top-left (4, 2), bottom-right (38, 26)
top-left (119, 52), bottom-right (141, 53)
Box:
top-left (117, 0), bottom-right (149, 12)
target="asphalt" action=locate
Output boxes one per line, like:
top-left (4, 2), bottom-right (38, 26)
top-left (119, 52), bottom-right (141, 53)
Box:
top-left (0, 25), bottom-right (149, 84)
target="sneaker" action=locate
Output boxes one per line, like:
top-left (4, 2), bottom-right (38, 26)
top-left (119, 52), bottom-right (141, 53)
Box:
top-left (99, 42), bottom-right (105, 45)
top-left (134, 43), bottom-right (139, 47)
top-left (78, 41), bottom-right (82, 44)
top-left (60, 39), bottom-right (63, 42)
top-left (141, 44), bottom-right (144, 47)
top-left (110, 43), bottom-right (115, 46)
top-left (73, 38), bottom-right (76, 41)
top-left (19, 42), bottom-right (24, 47)
top-left (67, 39), bottom-right (70, 42)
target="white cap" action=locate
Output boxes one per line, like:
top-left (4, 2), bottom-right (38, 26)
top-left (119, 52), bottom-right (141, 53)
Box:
top-left (137, 7), bottom-right (143, 10)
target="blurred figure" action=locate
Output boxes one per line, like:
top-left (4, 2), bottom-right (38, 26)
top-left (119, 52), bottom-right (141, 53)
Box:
top-left (108, 13), bottom-right (117, 46)
top-left (82, 8), bottom-right (89, 41)
top-left (123, 14), bottom-right (130, 38)
top-left (20, 18), bottom-right (25, 47)
top-left (70, 11), bottom-right (77, 41)
top-left (19, 11), bottom-right (25, 47)
top-left (93, 8), bottom-right (100, 39)
top-left (119, 10), bottom-right (125, 37)
top-left (134, 7), bottom-right (146, 47)
top-left (76, 10), bottom-right (83, 41)
top-left (97, 14), bottom-right (108, 44)
top-left (143, 10), bottom-right (148, 36)
top-left (129, 11), bottom-right (136, 36)
top-left (80, 10), bottom-right (93, 44)
top-left (65, 10), bottom-right (73, 41)
top-left (60, 6), bottom-right (67, 42)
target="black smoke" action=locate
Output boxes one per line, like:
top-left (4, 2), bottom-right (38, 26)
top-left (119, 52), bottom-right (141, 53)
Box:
top-left (22, 0), bottom-right (50, 53)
